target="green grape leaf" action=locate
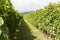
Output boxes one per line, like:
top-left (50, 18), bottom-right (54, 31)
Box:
top-left (0, 30), bottom-right (2, 35)
top-left (0, 17), bottom-right (4, 26)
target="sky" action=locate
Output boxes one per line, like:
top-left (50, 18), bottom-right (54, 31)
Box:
top-left (11, 0), bottom-right (60, 13)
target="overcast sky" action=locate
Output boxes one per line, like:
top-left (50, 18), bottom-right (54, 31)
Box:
top-left (11, 0), bottom-right (60, 13)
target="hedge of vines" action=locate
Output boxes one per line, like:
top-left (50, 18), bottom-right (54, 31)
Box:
top-left (24, 3), bottom-right (60, 40)
top-left (0, 0), bottom-right (22, 40)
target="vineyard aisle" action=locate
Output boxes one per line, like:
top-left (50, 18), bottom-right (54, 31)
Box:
top-left (23, 17), bottom-right (52, 40)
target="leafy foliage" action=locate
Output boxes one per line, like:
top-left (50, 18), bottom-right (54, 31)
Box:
top-left (0, 0), bottom-right (22, 40)
top-left (24, 3), bottom-right (60, 40)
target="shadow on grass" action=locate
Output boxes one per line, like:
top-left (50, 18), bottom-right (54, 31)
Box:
top-left (19, 18), bottom-right (36, 40)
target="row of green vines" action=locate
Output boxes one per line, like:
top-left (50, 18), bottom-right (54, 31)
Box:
top-left (0, 0), bottom-right (22, 40)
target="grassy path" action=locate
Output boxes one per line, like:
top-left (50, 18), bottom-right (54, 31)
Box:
top-left (23, 17), bottom-right (52, 40)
